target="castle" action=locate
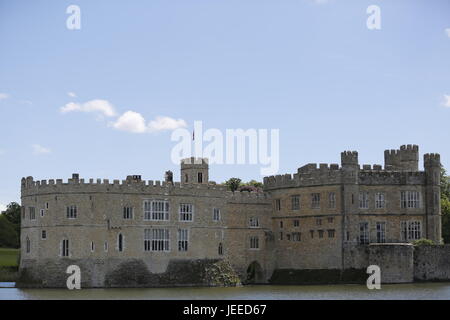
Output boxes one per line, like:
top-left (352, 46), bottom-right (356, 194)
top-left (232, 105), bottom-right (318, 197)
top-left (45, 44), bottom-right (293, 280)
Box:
top-left (18, 145), bottom-right (448, 287)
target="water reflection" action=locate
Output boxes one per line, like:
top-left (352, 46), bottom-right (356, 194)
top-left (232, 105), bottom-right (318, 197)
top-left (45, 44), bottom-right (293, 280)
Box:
top-left (1, 283), bottom-right (450, 300)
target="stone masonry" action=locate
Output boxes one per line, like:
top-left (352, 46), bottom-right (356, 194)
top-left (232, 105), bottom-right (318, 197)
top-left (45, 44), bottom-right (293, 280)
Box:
top-left (18, 146), bottom-right (445, 287)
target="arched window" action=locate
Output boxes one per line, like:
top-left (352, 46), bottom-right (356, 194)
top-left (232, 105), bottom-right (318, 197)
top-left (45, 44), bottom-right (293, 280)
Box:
top-left (185, 174), bottom-right (189, 183)
top-left (26, 236), bottom-right (30, 253)
top-left (198, 172), bottom-right (203, 183)
top-left (118, 233), bottom-right (123, 252)
top-left (218, 243), bottom-right (223, 255)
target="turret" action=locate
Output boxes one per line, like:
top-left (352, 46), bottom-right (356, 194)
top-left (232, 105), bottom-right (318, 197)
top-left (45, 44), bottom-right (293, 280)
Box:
top-left (384, 144), bottom-right (418, 171)
top-left (180, 157), bottom-right (209, 184)
top-left (424, 153), bottom-right (441, 243)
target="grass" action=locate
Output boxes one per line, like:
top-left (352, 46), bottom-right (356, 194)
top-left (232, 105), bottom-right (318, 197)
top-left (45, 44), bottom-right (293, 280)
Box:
top-left (0, 248), bottom-right (19, 282)
top-left (0, 248), bottom-right (19, 267)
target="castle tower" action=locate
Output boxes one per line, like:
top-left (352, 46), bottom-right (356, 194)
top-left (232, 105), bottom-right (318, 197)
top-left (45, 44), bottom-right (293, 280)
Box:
top-left (180, 157), bottom-right (209, 184)
top-left (424, 153), bottom-right (442, 243)
top-left (384, 144), bottom-right (419, 171)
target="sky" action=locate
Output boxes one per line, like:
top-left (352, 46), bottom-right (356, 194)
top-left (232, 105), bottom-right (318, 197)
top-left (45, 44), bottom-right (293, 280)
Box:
top-left (0, 0), bottom-right (450, 209)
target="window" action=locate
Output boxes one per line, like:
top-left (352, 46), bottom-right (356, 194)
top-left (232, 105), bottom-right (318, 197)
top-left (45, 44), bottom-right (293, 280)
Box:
top-left (91, 241), bottom-right (95, 252)
top-left (359, 192), bottom-right (369, 209)
top-left (401, 221), bottom-right (407, 241)
top-left (41, 230), bottom-right (47, 240)
top-left (178, 229), bottom-right (189, 252)
top-left (292, 232), bottom-right (301, 242)
top-left (311, 193), bottom-right (320, 209)
top-left (327, 217), bottom-right (334, 223)
top-left (218, 243), bottom-right (223, 255)
top-left (376, 222), bottom-right (386, 243)
top-left (198, 172), bottom-right (203, 183)
top-left (144, 229), bottom-right (170, 252)
top-left (185, 174), bottom-right (188, 183)
top-left (293, 220), bottom-right (300, 227)
top-left (328, 229), bottom-right (335, 238)
top-left (318, 230), bottom-right (324, 238)
top-left (66, 205), bottom-right (77, 219)
top-left (104, 241), bottom-right (108, 252)
top-left (26, 236), bottom-right (30, 253)
top-left (316, 218), bottom-right (322, 226)
top-left (401, 191), bottom-right (420, 209)
top-left (213, 208), bottom-right (221, 221)
top-left (249, 217), bottom-right (260, 228)
top-left (279, 221), bottom-right (283, 228)
top-left (291, 195), bottom-right (300, 210)
top-left (118, 233), bottom-right (124, 252)
top-left (144, 200), bottom-right (169, 221)
top-left (275, 199), bottom-right (281, 211)
top-left (287, 234), bottom-right (291, 241)
top-left (401, 221), bottom-right (421, 241)
top-left (29, 207), bottom-right (36, 220)
top-left (40, 209), bottom-right (45, 217)
top-left (61, 239), bottom-right (69, 257)
top-left (123, 207), bottom-right (133, 219)
top-left (310, 230), bottom-right (314, 238)
top-left (45, 202), bottom-right (49, 209)
top-left (179, 204), bottom-right (193, 221)
top-left (375, 193), bottom-right (385, 209)
top-left (250, 236), bottom-right (259, 249)
top-left (359, 222), bottom-right (369, 244)
top-left (328, 192), bottom-right (336, 208)
top-left (408, 221), bottom-right (422, 240)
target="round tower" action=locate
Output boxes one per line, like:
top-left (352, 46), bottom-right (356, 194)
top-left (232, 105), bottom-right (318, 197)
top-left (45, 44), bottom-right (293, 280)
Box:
top-left (180, 157), bottom-right (209, 184)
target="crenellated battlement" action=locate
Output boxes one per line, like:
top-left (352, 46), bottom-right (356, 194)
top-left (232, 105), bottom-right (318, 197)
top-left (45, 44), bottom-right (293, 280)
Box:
top-left (263, 163), bottom-right (342, 190)
top-left (341, 151), bottom-right (358, 166)
top-left (424, 153), bottom-right (441, 167)
top-left (384, 144), bottom-right (419, 171)
top-left (21, 174), bottom-right (229, 197)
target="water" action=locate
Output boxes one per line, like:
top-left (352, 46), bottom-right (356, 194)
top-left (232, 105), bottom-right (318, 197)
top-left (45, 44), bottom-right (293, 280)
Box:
top-left (2, 282), bottom-right (450, 300)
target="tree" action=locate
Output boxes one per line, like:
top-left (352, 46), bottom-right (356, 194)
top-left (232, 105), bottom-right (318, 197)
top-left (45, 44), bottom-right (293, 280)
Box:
top-left (441, 166), bottom-right (450, 243)
top-left (3, 202), bottom-right (21, 225)
top-left (0, 214), bottom-right (19, 248)
top-left (224, 178), bottom-right (242, 192)
top-left (246, 180), bottom-right (263, 189)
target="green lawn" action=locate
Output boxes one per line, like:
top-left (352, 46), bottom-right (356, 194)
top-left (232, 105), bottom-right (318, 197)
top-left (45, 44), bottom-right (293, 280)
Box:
top-left (0, 248), bottom-right (19, 267)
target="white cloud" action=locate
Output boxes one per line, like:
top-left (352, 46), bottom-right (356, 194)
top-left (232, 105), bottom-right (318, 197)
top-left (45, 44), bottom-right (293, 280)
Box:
top-left (443, 95), bottom-right (450, 108)
top-left (0, 203), bottom-right (6, 212)
top-left (112, 112), bottom-right (187, 134)
top-left (148, 116), bottom-right (187, 132)
top-left (32, 144), bottom-right (51, 155)
top-left (112, 111), bottom-right (148, 133)
top-left (0, 93), bottom-right (9, 100)
top-left (68, 92), bottom-right (77, 98)
top-left (313, 0), bottom-right (329, 4)
top-left (446, 28), bottom-right (450, 38)
top-left (60, 99), bottom-right (117, 117)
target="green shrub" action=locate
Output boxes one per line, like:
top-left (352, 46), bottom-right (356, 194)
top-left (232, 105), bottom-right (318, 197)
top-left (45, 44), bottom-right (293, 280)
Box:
top-left (412, 238), bottom-right (435, 246)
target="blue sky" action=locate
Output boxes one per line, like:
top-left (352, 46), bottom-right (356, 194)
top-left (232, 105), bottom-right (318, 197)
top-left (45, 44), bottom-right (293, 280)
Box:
top-left (1, 0), bottom-right (450, 209)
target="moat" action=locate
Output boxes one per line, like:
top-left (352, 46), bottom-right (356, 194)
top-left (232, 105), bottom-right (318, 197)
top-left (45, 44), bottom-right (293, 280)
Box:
top-left (2, 283), bottom-right (450, 300)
